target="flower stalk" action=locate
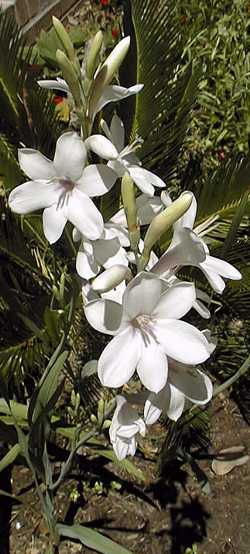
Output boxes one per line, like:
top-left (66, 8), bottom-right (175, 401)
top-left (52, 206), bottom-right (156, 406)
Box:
top-left (121, 173), bottom-right (140, 253)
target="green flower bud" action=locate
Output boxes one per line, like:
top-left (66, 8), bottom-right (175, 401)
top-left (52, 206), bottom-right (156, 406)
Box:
top-left (87, 37), bottom-right (130, 122)
top-left (53, 16), bottom-right (75, 62)
top-left (138, 192), bottom-right (193, 271)
top-left (87, 65), bottom-right (107, 122)
top-left (86, 30), bottom-right (103, 80)
top-left (92, 265), bottom-right (132, 293)
top-left (56, 49), bottom-right (82, 107)
top-left (101, 36), bottom-right (130, 87)
top-left (121, 173), bottom-right (140, 251)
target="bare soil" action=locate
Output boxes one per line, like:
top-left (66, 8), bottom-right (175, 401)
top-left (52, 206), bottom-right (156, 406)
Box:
top-left (7, 394), bottom-right (250, 554)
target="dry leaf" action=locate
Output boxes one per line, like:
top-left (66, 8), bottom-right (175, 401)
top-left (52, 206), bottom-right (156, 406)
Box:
top-left (212, 445), bottom-right (249, 475)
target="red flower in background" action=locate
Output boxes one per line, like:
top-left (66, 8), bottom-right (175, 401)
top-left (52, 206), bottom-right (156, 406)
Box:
top-left (111, 26), bottom-right (120, 39)
top-left (53, 95), bottom-right (64, 105)
top-left (100, 0), bottom-right (109, 6)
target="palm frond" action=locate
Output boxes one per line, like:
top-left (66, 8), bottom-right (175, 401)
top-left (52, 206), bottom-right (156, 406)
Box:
top-left (196, 152), bottom-right (250, 222)
top-left (0, 134), bottom-right (22, 187)
top-left (0, 10), bottom-right (31, 131)
top-left (124, 0), bottom-right (201, 182)
top-left (24, 84), bottom-right (61, 156)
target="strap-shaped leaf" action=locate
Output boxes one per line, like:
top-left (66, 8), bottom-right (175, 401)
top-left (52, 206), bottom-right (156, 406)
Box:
top-left (57, 523), bottom-right (133, 554)
top-left (28, 349), bottom-right (68, 424)
top-left (0, 444), bottom-right (21, 473)
top-left (94, 448), bottom-right (146, 483)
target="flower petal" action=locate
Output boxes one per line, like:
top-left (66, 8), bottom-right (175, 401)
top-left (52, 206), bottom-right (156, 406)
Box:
top-left (199, 264), bottom-right (226, 294)
top-left (154, 319), bottom-right (211, 364)
top-left (77, 164), bottom-right (117, 197)
top-left (84, 298), bottom-right (124, 335)
top-left (169, 363), bottom-right (213, 405)
top-left (152, 229), bottom-right (206, 275)
top-left (92, 236), bottom-right (120, 264)
top-left (53, 132), bottom-right (87, 181)
top-left (102, 281), bottom-right (126, 304)
top-left (85, 135), bottom-right (118, 160)
top-left (105, 223), bottom-right (130, 247)
top-left (122, 272), bottom-right (162, 319)
top-left (201, 255), bottom-right (241, 280)
top-left (18, 149), bottom-right (56, 181)
top-left (152, 282), bottom-right (195, 320)
top-left (136, 194), bottom-right (164, 225)
top-left (128, 166), bottom-right (155, 196)
top-left (95, 84), bottom-right (144, 114)
top-left (166, 384), bottom-right (185, 421)
top-left (66, 189), bottom-right (103, 240)
top-left (110, 114), bottom-right (125, 153)
top-left (113, 438), bottom-right (130, 460)
top-left (137, 337), bottom-right (168, 393)
top-left (9, 180), bottom-right (61, 214)
top-left (37, 78), bottom-right (69, 94)
top-left (43, 204), bottom-right (67, 243)
top-left (144, 388), bottom-right (167, 425)
top-left (193, 299), bottom-right (211, 319)
top-left (98, 326), bottom-right (140, 387)
top-left (129, 167), bottom-right (165, 196)
top-left (76, 243), bottom-right (100, 279)
top-left (109, 207), bottom-right (127, 228)
top-left (94, 238), bottom-right (128, 269)
top-left (174, 191), bottom-right (197, 232)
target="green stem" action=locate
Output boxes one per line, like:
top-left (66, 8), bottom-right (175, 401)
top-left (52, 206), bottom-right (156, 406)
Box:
top-left (213, 354), bottom-right (250, 397)
top-left (50, 430), bottom-right (98, 491)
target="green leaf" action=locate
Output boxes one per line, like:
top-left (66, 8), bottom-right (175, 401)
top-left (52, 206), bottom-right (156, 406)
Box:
top-left (125, 0), bottom-right (200, 181)
top-left (57, 523), bottom-right (133, 554)
top-left (0, 444), bottom-right (21, 473)
top-left (93, 449), bottom-right (146, 483)
top-left (29, 349), bottom-right (68, 424)
top-left (0, 399), bottom-right (28, 422)
top-left (196, 152), bottom-right (250, 222)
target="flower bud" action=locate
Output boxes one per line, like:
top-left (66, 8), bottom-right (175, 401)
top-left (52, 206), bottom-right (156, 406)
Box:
top-left (100, 36), bottom-right (130, 87)
top-left (86, 30), bottom-right (104, 80)
top-left (85, 135), bottom-right (118, 160)
top-left (53, 16), bottom-right (75, 62)
top-left (121, 173), bottom-right (140, 251)
top-left (87, 37), bottom-right (130, 122)
top-left (92, 265), bottom-right (131, 293)
top-left (87, 65), bottom-right (108, 122)
top-left (56, 49), bottom-right (82, 107)
top-left (138, 192), bottom-right (193, 271)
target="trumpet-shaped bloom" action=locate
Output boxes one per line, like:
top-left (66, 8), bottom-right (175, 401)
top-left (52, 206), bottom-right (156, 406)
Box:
top-left (144, 357), bottom-right (213, 425)
top-left (84, 272), bottom-right (212, 393)
top-left (152, 192), bottom-right (242, 293)
top-left (95, 115), bottom-right (166, 196)
top-left (110, 395), bottom-right (146, 460)
top-left (73, 221), bottom-right (129, 279)
top-left (9, 132), bottom-right (117, 243)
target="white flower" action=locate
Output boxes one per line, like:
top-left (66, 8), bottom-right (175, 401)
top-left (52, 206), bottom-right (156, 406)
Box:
top-left (110, 395), bottom-right (146, 460)
top-left (9, 132), bottom-right (118, 243)
top-left (73, 221), bottom-right (129, 279)
top-left (152, 192), bottom-right (242, 294)
top-left (37, 78), bottom-right (143, 121)
top-left (90, 115), bottom-right (166, 197)
top-left (84, 272), bottom-right (212, 393)
top-left (144, 358), bottom-right (213, 425)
